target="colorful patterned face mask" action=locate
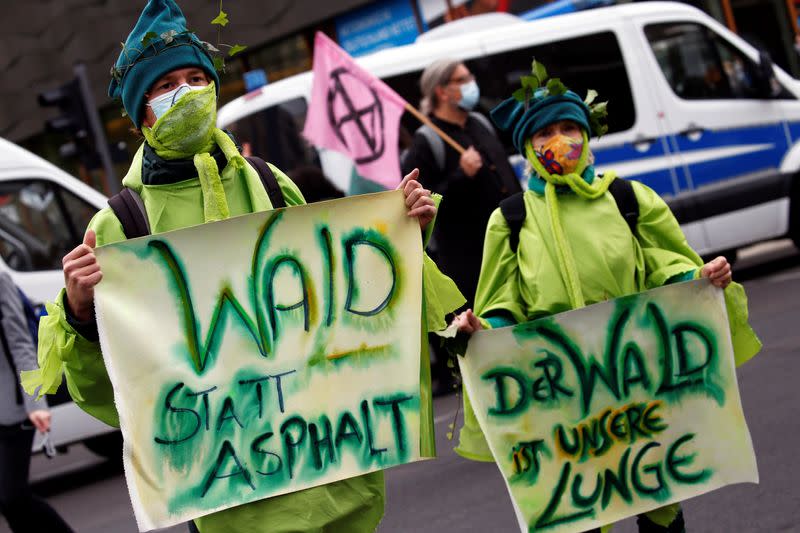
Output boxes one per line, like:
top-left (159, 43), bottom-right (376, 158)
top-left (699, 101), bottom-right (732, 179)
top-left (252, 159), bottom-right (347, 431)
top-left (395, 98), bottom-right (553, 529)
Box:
top-left (534, 134), bottom-right (584, 176)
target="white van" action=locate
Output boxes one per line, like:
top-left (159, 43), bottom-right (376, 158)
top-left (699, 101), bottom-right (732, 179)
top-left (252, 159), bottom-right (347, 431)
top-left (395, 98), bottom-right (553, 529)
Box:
top-left (218, 1), bottom-right (800, 259)
top-left (0, 137), bottom-right (120, 458)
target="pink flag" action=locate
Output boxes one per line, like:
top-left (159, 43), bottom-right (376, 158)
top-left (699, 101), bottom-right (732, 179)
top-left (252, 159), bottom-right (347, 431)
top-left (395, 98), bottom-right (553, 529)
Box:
top-left (303, 32), bottom-right (408, 189)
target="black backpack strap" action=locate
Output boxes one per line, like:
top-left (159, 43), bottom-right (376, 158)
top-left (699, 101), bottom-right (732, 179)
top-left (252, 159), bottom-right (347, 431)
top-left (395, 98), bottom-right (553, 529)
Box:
top-left (108, 188), bottom-right (150, 239)
top-left (499, 192), bottom-right (526, 253)
top-left (245, 156), bottom-right (286, 209)
top-left (608, 177), bottom-right (639, 236)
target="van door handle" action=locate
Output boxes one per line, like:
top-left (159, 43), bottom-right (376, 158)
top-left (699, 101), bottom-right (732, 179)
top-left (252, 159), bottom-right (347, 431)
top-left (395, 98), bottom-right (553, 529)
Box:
top-left (633, 136), bottom-right (657, 152)
top-left (678, 125), bottom-right (705, 139)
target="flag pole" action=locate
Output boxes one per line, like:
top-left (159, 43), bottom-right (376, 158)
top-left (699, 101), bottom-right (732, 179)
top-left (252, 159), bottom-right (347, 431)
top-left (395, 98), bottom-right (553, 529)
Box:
top-left (404, 103), bottom-right (466, 155)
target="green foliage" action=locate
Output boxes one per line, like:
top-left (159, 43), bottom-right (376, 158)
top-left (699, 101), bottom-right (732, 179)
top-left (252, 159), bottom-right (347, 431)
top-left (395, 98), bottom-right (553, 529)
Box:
top-left (510, 58), bottom-right (610, 137)
top-left (512, 87), bottom-right (530, 104)
top-left (512, 60), bottom-right (562, 108)
top-left (112, 1), bottom-right (248, 85)
top-left (588, 99), bottom-right (609, 138)
top-left (208, 3), bottom-right (249, 72)
top-left (532, 60), bottom-right (548, 84)
top-left (211, 9), bottom-right (229, 27)
top-left (228, 44), bottom-right (247, 57)
top-left (546, 78), bottom-right (567, 97)
top-left (141, 31), bottom-right (159, 47)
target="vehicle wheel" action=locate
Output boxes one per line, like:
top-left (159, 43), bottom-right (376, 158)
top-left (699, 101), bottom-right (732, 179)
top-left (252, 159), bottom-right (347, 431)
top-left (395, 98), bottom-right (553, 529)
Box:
top-left (84, 431), bottom-right (123, 461)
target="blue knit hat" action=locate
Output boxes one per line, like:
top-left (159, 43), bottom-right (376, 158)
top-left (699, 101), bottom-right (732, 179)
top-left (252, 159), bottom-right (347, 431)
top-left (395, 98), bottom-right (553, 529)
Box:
top-left (109, 0), bottom-right (220, 128)
top-left (490, 89), bottom-right (592, 154)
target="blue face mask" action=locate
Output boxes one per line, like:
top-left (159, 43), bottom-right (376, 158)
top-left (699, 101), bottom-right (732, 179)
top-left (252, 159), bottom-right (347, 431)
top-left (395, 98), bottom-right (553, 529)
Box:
top-left (147, 83), bottom-right (207, 121)
top-left (458, 80), bottom-right (480, 111)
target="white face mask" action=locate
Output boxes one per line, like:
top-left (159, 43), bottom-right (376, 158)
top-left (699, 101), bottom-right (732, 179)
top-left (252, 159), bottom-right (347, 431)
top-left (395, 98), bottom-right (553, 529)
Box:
top-left (458, 80), bottom-right (480, 111)
top-left (147, 83), bottom-right (206, 120)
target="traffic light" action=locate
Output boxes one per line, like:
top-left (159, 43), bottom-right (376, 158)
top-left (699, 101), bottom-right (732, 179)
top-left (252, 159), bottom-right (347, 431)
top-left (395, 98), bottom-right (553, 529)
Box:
top-left (38, 78), bottom-right (93, 161)
top-left (37, 63), bottom-right (119, 193)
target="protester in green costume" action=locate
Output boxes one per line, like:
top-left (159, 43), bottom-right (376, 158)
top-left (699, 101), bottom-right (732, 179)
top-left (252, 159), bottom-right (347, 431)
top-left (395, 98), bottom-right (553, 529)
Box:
top-left (21, 1), bottom-right (463, 532)
top-left (452, 75), bottom-right (761, 532)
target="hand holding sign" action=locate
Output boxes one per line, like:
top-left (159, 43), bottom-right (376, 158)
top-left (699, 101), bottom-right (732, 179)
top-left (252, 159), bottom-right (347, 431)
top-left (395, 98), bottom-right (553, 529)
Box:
top-left (63, 229), bottom-right (102, 322)
top-left (398, 168), bottom-right (436, 229)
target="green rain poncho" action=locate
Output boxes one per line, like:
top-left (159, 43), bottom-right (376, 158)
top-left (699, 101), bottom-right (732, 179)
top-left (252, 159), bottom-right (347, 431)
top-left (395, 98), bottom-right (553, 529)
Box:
top-left (455, 177), bottom-right (760, 532)
top-left (456, 176), bottom-right (762, 459)
top-left (29, 130), bottom-right (463, 532)
top-left (456, 88), bottom-right (761, 463)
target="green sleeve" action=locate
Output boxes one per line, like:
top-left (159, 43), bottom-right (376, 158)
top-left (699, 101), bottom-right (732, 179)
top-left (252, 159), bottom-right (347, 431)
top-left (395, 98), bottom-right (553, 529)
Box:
top-left (422, 252), bottom-right (465, 332)
top-left (269, 163), bottom-right (307, 207)
top-left (473, 208), bottom-right (527, 324)
top-left (631, 182), bottom-right (761, 366)
top-left (421, 193), bottom-right (442, 249)
top-left (22, 290), bottom-right (119, 427)
top-left (632, 181), bottom-right (702, 288)
top-left (21, 208), bottom-right (128, 427)
top-left (57, 291), bottom-right (119, 427)
top-left (90, 206), bottom-right (128, 247)
top-left (63, 208), bottom-right (128, 426)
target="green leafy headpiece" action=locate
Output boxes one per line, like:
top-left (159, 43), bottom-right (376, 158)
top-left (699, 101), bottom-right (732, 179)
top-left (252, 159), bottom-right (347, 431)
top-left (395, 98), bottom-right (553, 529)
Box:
top-left (109, 0), bottom-right (246, 127)
top-left (490, 60), bottom-right (608, 154)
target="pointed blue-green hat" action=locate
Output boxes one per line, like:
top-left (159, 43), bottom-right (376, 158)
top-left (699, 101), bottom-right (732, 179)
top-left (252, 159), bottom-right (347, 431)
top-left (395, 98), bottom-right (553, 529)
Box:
top-left (490, 89), bottom-right (592, 154)
top-left (109, 0), bottom-right (220, 127)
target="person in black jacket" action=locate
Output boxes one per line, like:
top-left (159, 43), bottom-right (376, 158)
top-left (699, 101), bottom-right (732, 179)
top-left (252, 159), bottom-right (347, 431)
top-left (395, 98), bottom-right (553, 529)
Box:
top-left (0, 271), bottom-right (73, 533)
top-left (401, 58), bottom-right (521, 310)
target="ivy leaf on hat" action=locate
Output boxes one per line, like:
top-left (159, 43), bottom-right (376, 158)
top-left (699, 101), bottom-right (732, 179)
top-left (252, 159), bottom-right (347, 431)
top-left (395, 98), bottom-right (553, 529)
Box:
top-left (211, 9), bottom-right (229, 27)
top-left (141, 31), bottom-right (159, 47)
top-left (228, 44), bottom-right (247, 57)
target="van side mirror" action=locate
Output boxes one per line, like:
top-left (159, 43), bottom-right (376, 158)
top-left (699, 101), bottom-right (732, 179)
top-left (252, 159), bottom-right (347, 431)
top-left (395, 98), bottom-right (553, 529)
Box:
top-left (754, 51), bottom-right (778, 98)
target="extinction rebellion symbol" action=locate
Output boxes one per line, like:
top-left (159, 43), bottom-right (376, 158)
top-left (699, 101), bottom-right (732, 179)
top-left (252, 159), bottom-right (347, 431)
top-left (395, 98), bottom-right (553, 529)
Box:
top-left (326, 67), bottom-right (386, 164)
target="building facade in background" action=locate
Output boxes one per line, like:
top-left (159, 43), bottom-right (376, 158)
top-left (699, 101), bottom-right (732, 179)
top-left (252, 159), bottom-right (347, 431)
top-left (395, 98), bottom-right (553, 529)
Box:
top-left (2, 0), bottom-right (796, 195)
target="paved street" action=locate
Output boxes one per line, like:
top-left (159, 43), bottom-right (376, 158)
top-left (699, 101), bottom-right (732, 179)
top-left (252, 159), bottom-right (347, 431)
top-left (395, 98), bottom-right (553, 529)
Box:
top-left (3, 240), bottom-right (799, 533)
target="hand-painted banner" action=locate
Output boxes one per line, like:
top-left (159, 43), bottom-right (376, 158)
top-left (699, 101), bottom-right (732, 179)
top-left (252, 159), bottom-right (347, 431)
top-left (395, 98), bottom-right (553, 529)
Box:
top-left (94, 191), bottom-right (424, 531)
top-left (459, 280), bottom-right (758, 533)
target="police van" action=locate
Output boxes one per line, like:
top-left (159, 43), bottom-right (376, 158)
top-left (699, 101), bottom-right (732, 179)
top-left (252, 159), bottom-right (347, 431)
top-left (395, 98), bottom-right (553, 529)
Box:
top-left (218, 1), bottom-right (800, 260)
top-left (0, 136), bottom-right (120, 458)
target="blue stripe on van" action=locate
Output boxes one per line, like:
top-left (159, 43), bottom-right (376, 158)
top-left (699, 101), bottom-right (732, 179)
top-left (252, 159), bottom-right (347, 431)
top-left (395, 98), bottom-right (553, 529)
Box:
top-left (593, 143), bottom-right (676, 196)
top-left (787, 121), bottom-right (800, 143)
top-left (671, 123), bottom-right (787, 189)
top-left (592, 123), bottom-right (791, 195)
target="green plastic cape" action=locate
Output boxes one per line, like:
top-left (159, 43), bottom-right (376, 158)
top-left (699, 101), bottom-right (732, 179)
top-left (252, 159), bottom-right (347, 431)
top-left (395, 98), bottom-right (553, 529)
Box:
top-left (456, 181), bottom-right (761, 460)
top-left (28, 141), bottom-right (463, 533)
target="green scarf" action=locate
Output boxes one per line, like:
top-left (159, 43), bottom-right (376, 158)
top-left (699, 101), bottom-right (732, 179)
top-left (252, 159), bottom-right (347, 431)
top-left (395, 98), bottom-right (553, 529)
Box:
top-left (141, 82), bottom-right (234, 222)
top-left (525, 131), bottom-right (617, 309)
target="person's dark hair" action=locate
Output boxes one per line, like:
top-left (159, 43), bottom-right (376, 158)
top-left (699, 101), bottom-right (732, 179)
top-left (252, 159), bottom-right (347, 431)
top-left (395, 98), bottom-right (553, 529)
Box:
top-left (289, 165), bottom-right (344, 203)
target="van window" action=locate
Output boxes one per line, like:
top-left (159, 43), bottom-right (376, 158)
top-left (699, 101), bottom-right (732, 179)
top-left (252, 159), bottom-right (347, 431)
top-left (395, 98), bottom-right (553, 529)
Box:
top-left (645, 22), bottom-right (793, 100)
top-left (0, 180), bottom-right (96, 272)
top-left (226, 97), bottom-right (321, 176)
top-left (384, 31), bottom-right (636, 146)
top-left (470, 32), bottom-right (636, 136)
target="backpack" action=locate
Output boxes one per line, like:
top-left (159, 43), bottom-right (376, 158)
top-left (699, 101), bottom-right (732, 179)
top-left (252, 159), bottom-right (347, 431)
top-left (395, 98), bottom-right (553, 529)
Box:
top-left (17, 287), bottom-right (42, 346)
top-left (108, 156), bottom-right (287, 239)
top-left (403, 112), bottom-right (497, 172)
top-left (499, 177), bottom-right (640, 253)
top-left (1, 286), bottom-right (43, 405)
